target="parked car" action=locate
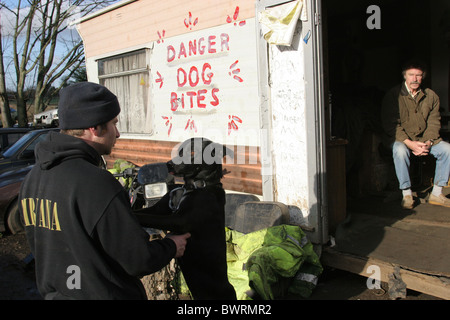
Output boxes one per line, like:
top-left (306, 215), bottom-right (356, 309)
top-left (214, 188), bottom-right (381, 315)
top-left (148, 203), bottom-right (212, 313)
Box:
top-left (34, 109), bottom-right (59, 127)
top-left (0, 128), bottom-right (59, 175)
top-left (0, 127), bottom-right (33, 153)
top-left (0, 165), bottom-right (33, 234)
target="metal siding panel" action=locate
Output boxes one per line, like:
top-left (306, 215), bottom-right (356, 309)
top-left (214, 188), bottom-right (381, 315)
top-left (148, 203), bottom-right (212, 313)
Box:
top-left (79, 0), bottom-right (256, 58)
top-left (106, 139), bottom-right (262, 194)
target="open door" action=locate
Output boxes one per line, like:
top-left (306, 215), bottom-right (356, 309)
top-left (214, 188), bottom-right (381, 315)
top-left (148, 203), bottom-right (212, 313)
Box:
top-left (256, 0), bottom-right (330, 244)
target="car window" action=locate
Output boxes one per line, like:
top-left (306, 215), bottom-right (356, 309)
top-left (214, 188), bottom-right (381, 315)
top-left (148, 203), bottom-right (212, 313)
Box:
top-left (5, 133), bottom-right (25, 149)
top-left (2, 131), bottom-right (48, 158)
top-left (19, 133), bottom-right (48, 159)
top-left (0, 132), bottom-right (27, 152)
top-left (1, 133), bottom-right (32, 157)
top-left (24, 133), bottom-right (46, 152)
top-left (8, 133), bottom-right (24, 145)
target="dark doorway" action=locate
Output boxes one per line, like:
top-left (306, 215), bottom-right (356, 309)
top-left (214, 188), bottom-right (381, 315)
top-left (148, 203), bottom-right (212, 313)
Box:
top-left (320, 1), bottom-right (450, 298)
top-left (322, 0), bottom-right (449, 199)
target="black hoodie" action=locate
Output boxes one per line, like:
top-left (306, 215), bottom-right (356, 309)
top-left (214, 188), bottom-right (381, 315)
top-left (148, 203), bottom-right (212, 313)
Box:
top-left (19, 132), bottom-right (176, 299)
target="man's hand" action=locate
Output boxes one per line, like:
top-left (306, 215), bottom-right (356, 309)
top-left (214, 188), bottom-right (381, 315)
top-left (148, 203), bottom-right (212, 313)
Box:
top-left (166, 233), bottom-right (191, 258)
top-left (404, 139), bottom-right (430, 156)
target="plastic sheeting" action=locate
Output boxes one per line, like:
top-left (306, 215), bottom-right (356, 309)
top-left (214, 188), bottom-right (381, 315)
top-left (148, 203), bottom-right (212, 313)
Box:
top-left (226, 224), bottom-right (322, 300)
top-left (108, 159), bottom-right (136, 189)
top-left (259, 0), bottom-right (308, 46)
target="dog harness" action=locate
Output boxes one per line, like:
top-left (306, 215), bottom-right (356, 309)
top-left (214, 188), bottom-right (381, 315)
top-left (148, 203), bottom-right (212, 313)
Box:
top-left (168, 178), bottom-right (223, 212)
top-left (168, 180), bottom-right (206, 212)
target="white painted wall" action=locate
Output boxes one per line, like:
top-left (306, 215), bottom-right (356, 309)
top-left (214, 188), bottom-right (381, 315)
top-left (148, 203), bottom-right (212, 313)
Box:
top-left (149, 18), bottom-right (260, 147)
top-left (267, 23), bottom-right (310, 224)
top-left (86, 18), bottom-right (261, 148)
top-left (84, 0), bottom-right (323, 238)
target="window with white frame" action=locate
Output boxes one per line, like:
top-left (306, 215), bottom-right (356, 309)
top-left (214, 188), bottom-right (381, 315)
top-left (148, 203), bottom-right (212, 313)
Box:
top-left (98, 49), bottom-right (151, 134)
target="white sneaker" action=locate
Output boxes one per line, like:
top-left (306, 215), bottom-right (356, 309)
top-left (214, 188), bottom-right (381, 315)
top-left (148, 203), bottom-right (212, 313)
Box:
top-left (401, 195), bottom-right (414, 210)
top-left (428, 194), bottom-right (450, 208)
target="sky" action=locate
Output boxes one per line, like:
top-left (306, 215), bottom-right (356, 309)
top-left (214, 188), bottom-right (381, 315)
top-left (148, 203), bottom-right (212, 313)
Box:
top-left (0, 0), bottom-right (120, 90)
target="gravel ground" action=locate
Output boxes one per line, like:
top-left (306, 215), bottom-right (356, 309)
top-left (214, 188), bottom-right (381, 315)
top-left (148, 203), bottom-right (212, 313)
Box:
top-left (0, 232), bottom-right (41, 300)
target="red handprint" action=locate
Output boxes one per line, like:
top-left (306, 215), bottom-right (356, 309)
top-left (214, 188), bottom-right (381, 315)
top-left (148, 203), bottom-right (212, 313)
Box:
top-left (185, 117), bottom-right (197, 133)
top-left (184, 12), bottom-right (198, 30)
top-left (155, 71), bottom-right (164, 88)
top-left (226, 6), bottom-right (246, 26)
top-left (228, 115), bottom-right (242, 135)
top-left (162, 116), bottom-right (173, 136)
top-left (229, 60), bottom-right (243, 82)
top-left (157, 30), bottom-right (165, 43)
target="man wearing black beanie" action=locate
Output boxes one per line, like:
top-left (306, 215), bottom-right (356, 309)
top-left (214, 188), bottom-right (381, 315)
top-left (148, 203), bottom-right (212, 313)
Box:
top-left (19, 82), bottom-right (190, 299)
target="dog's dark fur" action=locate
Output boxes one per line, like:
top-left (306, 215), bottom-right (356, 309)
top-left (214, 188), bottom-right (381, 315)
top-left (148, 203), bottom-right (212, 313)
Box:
top-left (134, 138), bottom-right (236, 300)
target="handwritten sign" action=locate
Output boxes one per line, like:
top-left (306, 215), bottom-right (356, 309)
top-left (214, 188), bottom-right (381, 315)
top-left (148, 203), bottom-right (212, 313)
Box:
top-left (150, 17), bottom-right (260, 146)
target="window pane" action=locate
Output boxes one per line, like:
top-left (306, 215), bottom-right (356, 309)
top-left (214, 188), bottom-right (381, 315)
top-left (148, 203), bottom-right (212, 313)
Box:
top-left (98, 49), bottom-right (151, 135)
top-left (100, 72), bottom-right (150, 134)
top-left (98, 49), bottom-right (146, 76)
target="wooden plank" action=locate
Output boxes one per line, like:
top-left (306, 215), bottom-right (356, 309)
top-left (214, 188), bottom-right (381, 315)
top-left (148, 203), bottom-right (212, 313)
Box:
top-left (321, 247), bottom-right (450, 300)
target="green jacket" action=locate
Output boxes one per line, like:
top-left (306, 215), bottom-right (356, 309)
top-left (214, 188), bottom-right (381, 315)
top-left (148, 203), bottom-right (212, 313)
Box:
top-left (381, 83), bottom-right (442, 148)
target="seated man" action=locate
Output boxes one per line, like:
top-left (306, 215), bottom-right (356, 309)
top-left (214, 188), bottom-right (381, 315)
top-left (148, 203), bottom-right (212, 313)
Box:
top-left (381, 60), bottom-right (450, 209)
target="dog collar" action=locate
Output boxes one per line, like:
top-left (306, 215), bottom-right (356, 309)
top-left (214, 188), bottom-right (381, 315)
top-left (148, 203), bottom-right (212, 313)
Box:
top-left (168, 186), bottom-right (189, 212)
top-left (184, 179), bottom-right (207, 190)
top-left (168, 180), bottom-right (206, 212)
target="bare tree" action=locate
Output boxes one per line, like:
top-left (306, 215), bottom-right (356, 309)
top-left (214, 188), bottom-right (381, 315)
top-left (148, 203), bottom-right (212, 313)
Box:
top-left (0, 20), bottom-right (13, 127)
top-left (0, 0), bottom-right (116, 127)
top-left (11, 1), bottom-right (37, 127)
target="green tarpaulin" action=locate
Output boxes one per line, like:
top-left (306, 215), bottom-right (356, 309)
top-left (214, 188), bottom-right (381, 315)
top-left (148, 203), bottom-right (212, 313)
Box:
top-left (226, 225), bottom-right (323, 300)
top-left (108, 159), bottom-right (135, 189)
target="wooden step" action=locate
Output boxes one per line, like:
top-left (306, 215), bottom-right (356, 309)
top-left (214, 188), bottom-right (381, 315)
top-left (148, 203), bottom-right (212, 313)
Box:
top-left (322, 247), bottom-right (450, 300)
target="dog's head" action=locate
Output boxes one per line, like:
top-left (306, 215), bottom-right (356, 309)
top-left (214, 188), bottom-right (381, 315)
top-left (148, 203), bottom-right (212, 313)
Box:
top-left (167, 137), bottom-right (233, 183)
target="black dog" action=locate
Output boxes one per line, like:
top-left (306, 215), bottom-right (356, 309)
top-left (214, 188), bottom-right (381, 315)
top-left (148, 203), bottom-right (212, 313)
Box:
top-left (134, 138), bottom-right (237, 300)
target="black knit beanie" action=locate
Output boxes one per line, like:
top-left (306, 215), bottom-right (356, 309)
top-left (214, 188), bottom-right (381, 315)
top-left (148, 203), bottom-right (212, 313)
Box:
top-left (58, 82), bottom-right (120, 130)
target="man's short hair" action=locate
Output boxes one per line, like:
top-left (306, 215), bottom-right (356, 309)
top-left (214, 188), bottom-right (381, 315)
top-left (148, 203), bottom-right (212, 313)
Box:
top-left (61, 123), bottom-right (108, 137)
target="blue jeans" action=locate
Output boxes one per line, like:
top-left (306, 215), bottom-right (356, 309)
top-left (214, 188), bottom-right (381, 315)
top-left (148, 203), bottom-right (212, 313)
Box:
top-left (392, 140), bottom-right (450, 190)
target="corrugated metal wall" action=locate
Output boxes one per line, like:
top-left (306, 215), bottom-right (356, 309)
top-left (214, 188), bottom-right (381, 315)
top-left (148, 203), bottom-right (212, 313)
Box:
top-left (79, 0), bottom-right (256, 58)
